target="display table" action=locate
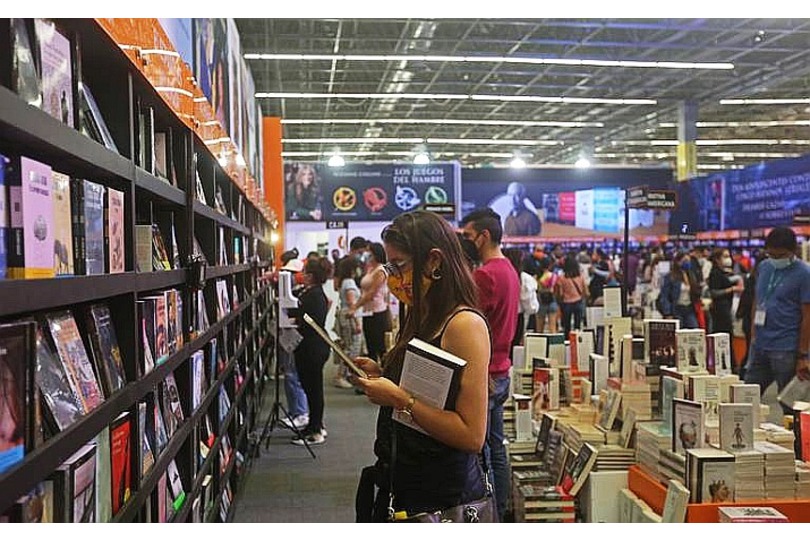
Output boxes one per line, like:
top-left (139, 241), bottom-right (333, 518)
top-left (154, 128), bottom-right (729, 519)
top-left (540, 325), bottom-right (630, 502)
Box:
top-left (580, 470), bottom-right (628, 523)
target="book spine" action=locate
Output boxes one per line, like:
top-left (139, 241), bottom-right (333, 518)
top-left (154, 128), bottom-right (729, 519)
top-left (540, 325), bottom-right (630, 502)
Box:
top-left (71, 178), bottom-right (85, 275)
top-left (0, 154), bottom-right (7, 279)
top-left (103, 188), bottom-right (110, 274)
top-left (6, 156), bottom-right (23, 277)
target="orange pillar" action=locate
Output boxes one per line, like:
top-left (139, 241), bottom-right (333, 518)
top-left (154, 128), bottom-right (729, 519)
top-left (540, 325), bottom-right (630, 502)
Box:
top-left (263, 117), bottom-right (284, 264)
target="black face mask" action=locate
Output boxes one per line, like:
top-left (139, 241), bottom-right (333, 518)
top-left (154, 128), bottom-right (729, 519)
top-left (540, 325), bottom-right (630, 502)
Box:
top-left (458, 236), bottom-right (481, 264)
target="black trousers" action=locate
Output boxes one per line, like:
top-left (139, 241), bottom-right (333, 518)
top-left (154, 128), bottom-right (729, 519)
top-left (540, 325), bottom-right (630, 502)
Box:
top-left (363, 310), bottom-right (389, 362)
top-left (294, 349), bottom-right (329, 433)
top-left (711, 305), bottom-right (736, 369)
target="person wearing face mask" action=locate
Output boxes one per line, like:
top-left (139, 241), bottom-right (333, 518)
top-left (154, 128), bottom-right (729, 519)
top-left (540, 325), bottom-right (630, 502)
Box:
top-left (458, 207), bottom-right (520, 522)
top-left (351, 211), bottom-right (491, 522)
top-left (708, 248), bottom-right (744, 363)
top-left (744, 228), bottom-right (810, 408)
top-left (658, 251), bottom-right (701, 329)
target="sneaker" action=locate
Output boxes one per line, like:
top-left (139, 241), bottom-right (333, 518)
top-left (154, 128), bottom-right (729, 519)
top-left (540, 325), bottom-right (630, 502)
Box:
top-left (332, 377), bottom-right (353, 389)
top-left (321, 428), bottom-right (328, 438)
top-left (280, 414), bottom-right (308, 430)
top-left (291, 432), bottom-right (326, 446)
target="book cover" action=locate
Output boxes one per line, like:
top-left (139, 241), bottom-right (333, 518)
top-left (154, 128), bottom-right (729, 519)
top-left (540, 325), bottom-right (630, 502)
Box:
top-left (10, 18), bottom-right (42, 107)
top-left (35, 324), bottom-right (82, 432)
top-left (0, 322), bottom-right (36, 474)
top-left (160, 381), bottom-right (179, 440)
top-left (698, 457), bottom-right (735, 503)
top-left (82, 180), bottom-right (105, 275)
top-left (8, 156), bottom-right (55, 279)
top-left (689, 375), bottom-right (720, 425)
top-left (87, 304), bottom-right (126, 397)
top-left (598, 388), bottom-right (622, 431)
top-left (79, 83), bottom-right (119, 153)
top-left (191, 350), bottom-right (204, 411)
top-left (166, 459), bottom-right (185, 510)
top-left (660, 375), bottom-right (684, 435)
top-left (539, 333), bottom-right (566, 367)
top-left (731, 384), bottom-right (761, 427)
top-left (164, 372), bottom-right (185, 426)
top-left (151, 395), bottom-right (169, 457)
top-left (216, 279), bottom-right (230, 319)
top-left (34, 19), bottom-right (73, 127)
top-left (618, 407), bottom-right (637, 448)
top-left (135, 224), bottom-right (152, 272)
top-left (106, 188), bottom-right (124, 273)
top-left (154, 132), bottom-right (168, 180)
top-left (51, 171), bottom-right (73, 275)
top-left (0, 154), bottom-right (8, 278)
top-left (170, 216), bottom-right (180, 269)
top-left (524, 332), bottom-right (547, 369)
top-left (559, 443), bottom-right (597, 497)
top-left (644, 319), bottom-right (679, 367)
top-left (672, 398), bottom-right (704, 455)
top-left (94, 425), bottom-right (112, 523)
top-left (706, 332), bottom-right (732, 376)
top-left (391, 338), bottom-right (467, 435)
top-left (571, 329), bottom-right (594, 375)
top-left (532, 366), bottom-right (559, 420)
top-left (603, 286), bottom-right (623, 319)
top-left (676, 328), bottom-right (706, 373)
top-left (109, 412), bottom-right (132, 515)
top-left (70, 444), bottom-right (97, 523)
top-left (136, 300), bottom-right (155, 378)
top-left (620, 335), bottom-right (638, 382)
top-left (69, 178), bottom-right (85, 275)
top-left (719, 403), bottom-right (754, 453)
top-left (155, 294), bottom-right (168, 363)
top-left (718, 506), bottom-right (789, 523)
top-left (605, 317), bottom-right (632, 377)
top-left (138, 401), bottom-right (154, 481)
top-left (46, 311), bottom-right (104, 412)
top-left (151, 224), bottom-right (171, 270)
top-left (165, 290), bottom-right (177, 356)
top-left (588, 353), bottom-right (608, 396)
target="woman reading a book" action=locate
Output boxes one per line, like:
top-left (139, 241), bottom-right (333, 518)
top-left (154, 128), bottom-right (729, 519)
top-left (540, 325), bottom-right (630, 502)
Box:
top-left (353, 210), bottom-right (492, 522)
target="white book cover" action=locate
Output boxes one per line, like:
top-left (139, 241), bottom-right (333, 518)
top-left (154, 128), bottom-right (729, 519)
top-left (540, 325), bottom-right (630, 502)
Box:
top-left (731, 384), bottom-right (762, 427)
top-left (513, 393), bottom-right (533, 442)
top-left (589, 353), bottom-right (608, 396)
top-left (587, 307), bottom-right (604, 330)
top-left (673, 398), bottom-right (705, 455)
top-left (700, 459), bottom-right (735, 503)
top-left (676, 329), bottom-right (706, 373)
top-left (719, 403), bottom-right (754, 453)
top-left (603, 286), bottom-right (623, 319)
top-left (719, 506), bottom-right (788, 522)
top-left (662, 479), bottom-right (690, 523)
top-left (512, 345), bottom-right (526, 372)
top-left (707, 333), bottom-right (732, 376)
top-left (606, 317), bottom-right (632, 377)
top-left (524, 333), bottom-right (547, 369)
top-left (690, 375), bottom-right (720, 425)
top-left (573, 330), bottom-right (594, 374)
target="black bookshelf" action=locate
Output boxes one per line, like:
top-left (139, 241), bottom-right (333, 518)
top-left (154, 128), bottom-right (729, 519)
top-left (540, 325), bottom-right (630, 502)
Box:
top-left (0, 18), bottom-right (274, 523)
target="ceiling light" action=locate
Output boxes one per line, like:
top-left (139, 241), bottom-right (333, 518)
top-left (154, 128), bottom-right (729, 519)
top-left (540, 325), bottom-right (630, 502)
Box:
top-left (244, 52), bottom-right (733, 71)
top-left (282, 137), bottom-right (562, 146)
top-left (257, 92), bottom-right (656, 106)
top-left (426, 138), bottom-right (561, 146)
top-left (658, 120), bottom-right (810, 128)
top-left (510, 155), bottom-right (527, 169)
top-left (611, 139), bottom-right (810, 146)
top-left (413, 152), bottom-right (430, 165)
top-left (283, 137), bottom-right (425, 144)
top-left (720, 98), bottom-right (810, 105)
top-left (327, 154), bottom-right (345, 167)
top-left (281, 118), bottom-right (604, 128)
top-left (575, 157), bottom-right (591, 168)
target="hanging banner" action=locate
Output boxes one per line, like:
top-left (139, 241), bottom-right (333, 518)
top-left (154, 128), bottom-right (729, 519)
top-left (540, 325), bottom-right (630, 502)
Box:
top-left (284, 162), bottom-right (460, 222)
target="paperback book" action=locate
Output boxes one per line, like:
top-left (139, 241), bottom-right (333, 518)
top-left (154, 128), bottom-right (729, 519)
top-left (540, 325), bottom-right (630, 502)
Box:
top-left (79, 83), bottom-right (119, 153)
top-left (106, 187), bottom-right (124, 273)
top-left (0, 321), bottom-right (37, 474)
top-left (731, 384), bottom-right (762, 427)
top-left (706, 332), bottom-right (732, 376)
top-left (685, 447), bottom-right (735, 503)
top-left (10, 18), bottom-right (42, 108)
top-left (7, 156), bottom-right (55, 279)
top-left (675, 328), bottom-right (706, 373)
top-left (46, 311), bottom-right (104, 413)
top-left (49, 443), bottom-right (96, 523)
top-left (110, 412), bottom-right (132, 515)
top-left (570, 329), bottom-right (594, 375)
top-left (35, 19), bottom-right (73, 127)
top-left (672, 398), bottom-right (705, 456)
top-left (35, 324), bottom-right (82, 431)
top-left (532, 364), bottom-right (559, 419)
top-left (83, 180), bottom-right (105, 275)
top-left (69, 178), bottom-right (85, 275)
top-left (87, 304), bottom-right (127, 397)
top-left (719, 403), bottom-right (755, 453)
top-left (559, 443), bottom-right (598, 497)
top-left (51, 171), bottom-right (73, 275)
top-left (644, 319), bottom-right (679, 367)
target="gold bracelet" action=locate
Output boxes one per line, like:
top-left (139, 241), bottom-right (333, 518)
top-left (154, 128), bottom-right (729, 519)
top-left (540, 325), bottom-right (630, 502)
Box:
top-left (397, 395), bottom-right (416, 420)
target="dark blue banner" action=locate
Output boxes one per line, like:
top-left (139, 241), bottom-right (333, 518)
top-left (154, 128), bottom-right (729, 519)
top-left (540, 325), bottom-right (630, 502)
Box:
top-left (284, 162), bottom-right (459, 222)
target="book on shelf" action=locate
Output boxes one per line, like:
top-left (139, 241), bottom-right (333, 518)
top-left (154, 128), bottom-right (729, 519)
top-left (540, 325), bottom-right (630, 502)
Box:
top-left (169, 216), bottom-right (180, 270)
top-left (605, 317), bottom-right (632, 377)
top-left (46, 310), bottom-right (104, 413)
top-left (154, 132), bottom-right (169, 181)
top-left (672, 398), bottom-right (705, 456)
top-left (0, 321), bottom-right (36, 474)
top-left (138, 401), bottom-right (154, 481)
top-left (165, 289), bottom-right (178, 356)
top-left (136, 299), bottom-right (156, 375)
top-left (644, 319), bottom-right (679, 367)
top-left (531, 362), bottom-right (559, 419)
top-left (166, 458), bottom-right (186, 513)
top-left (620, 335), bottom-right (644, 382)
top-left (718, 506), bottom-right (789, 523)
top-left (86, 303), bottom-right (127, 397)
top-left (214, 185), bottom-right (227, 215)
top-left (706, 332), bottom-right (732, 376)
top-left (155, 472), bottom-right (168, 523)
top-left (559, 443), bottom-right (598, 497)
top-left (51, 171), bottom-right (73, 275)
top-left (35, 324), bottom-right (83, 431)
top-left (160, 374), bottom-right (184, 439)
top-left (105, 187), bottom-right (124, 274)
top-left (69, 178), bottom-right (85, 275)
top-left (110, 411), bottom-right (132, 515)
top-left (216, 279), bottom-right (230, 319)
top-left (10, 18), bottom-right (42, 108)
top-left (661, 479), bottom-right (689, 523)
top-left (391, 337), bottom-right (467, 435)
top-left (675, 328), bottom-right (706, 373)
top-left (218, 386), bottom-right (231, 427)
top-left (731, 383), bottom-right (762, 427)
top-left (148, 393), bottom-right (169, 458)
top-left (218, 227), bottom-right (228, 266)
top-left (35, 19), bottom-right (73, 128)
top-left (153, 294), bottom-right (169, 363)
top-left (135, 224), bottom-right (152, 272)
top-left (535, 412), bottom-right (557, 462)
top-left (660, 374), bottom-right (685, 435)
top-left (78, 83), bottom-right (119, 153)
top-left (570, 330), bottom-right (593, 375)
top-left (719, 402), bottom-right (755, 453)
top-left (94, 425), bottom-right (112, 523)
top-left (151, 224), bottom-right (172, 271)
top-left (191, 350), bottom-right (205, 411)
top-left (0, 154), bottom-right (8, 278)
top-left (195, 167), bottom-right (208, 205)
top-left (603, 285), bottom-right (623, 319)
top-left (83, 180), bottom-right (105, 275)
top-left (685, 447), bottom-right (735, 503)
top-left (7, 156), bottom-right (55, 279)
top-left (47, 442), bottom-right (96, 523)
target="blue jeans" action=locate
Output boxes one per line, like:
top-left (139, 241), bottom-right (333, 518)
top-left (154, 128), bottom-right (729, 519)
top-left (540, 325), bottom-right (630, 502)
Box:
top-left (560, 301), bottom-right (583, 338)
top-left (484, 375), bottom-right (510, 520)
top-left (280, 349), bottom-right (309, 418)
top-left (744, 347), bottom-right (797, 413)
top-left (674, 304), bottom-right (698, 329)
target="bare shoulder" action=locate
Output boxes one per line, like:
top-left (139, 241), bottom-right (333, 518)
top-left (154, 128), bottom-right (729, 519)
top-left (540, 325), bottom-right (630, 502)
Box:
top-left (443, 308), bottom-right (490, 341)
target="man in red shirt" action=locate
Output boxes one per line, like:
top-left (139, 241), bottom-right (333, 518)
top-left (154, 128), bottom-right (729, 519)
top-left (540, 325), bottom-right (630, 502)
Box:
top-left (460, 208), bottom-right (520, 521)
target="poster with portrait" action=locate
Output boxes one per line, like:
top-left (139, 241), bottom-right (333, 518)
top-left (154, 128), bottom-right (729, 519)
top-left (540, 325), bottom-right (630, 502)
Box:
top-left (211, 18), bottom-right (229, 135)
top-left (284, 162), bottom-right (459, 222)
top-left (193, 18), bottom-right (214, 102)
top-left (461, 167), bottom-right (673, 240)
top-left (227, 19), bottom-right (243, 154)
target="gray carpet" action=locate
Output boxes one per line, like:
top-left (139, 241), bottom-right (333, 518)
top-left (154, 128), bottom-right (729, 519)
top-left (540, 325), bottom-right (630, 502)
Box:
top-left (233, 363), bottom-right (378, 523)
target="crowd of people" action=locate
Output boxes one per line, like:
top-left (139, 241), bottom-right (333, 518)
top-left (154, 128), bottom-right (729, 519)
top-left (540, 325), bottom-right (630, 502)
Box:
top-left (275, 214), bottom-right (810, 522)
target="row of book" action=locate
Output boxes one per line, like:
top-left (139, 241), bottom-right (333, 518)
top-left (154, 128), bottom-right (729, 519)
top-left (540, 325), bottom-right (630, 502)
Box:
top-left (0, 154), bottom-right (125, 279)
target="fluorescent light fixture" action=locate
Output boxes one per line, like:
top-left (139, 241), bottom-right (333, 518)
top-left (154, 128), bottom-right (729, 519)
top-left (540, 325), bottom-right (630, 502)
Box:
top-left (612, 139), bottom-right (810, 146)
top-left (282, 137), bottom-right (562, 146)
top-left (575, 157), bottom-right (591, 168)
top-left (327, 154), bottom-right (346, 167)
top-left (697, 164), bottom-right (745, 170)
top-left (283, 137), bottom-right (425, 144)
top-left (510, 156), bottom-right (527, 168)
top-left (720, 98), bottom-right (810, 105)
top-left (281, 151), bottom-right (526, 159)
top-left (595, 151), bottom-right (800, 159)
top-left (257, 92), bottom-right (655, 106)
top-left (281, 118), bottom-right (604, 128)
top-left (413, 152), bottom-right (430, 165)
top-left (426, 138), bottom-right (561, 146)
top-left (244, 52), bottom-right (733, 71)
top-left (658, 120), bottom-right (810, 128)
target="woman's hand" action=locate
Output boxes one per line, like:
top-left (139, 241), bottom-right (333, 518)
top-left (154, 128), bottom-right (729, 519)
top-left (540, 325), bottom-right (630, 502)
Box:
top-left (355, 376), bottom-right (409, 409)
top-left (353, 356), bottom-right (382, 379)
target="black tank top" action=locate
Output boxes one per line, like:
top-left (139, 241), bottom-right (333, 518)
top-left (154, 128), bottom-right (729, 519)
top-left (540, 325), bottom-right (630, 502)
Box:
top-left (373, 308), bottom-right (489, 514)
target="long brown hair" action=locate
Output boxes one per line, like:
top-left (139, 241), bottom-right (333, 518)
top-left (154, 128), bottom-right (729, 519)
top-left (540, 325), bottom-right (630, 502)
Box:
top-left (381, 211), bottom-right (478, 372)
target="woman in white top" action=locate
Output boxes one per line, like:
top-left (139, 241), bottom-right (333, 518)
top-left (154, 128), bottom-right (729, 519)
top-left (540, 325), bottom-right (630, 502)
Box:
top-left (504, 248), bottom-right (539, 347)
top-left (333, 256), bottom-right (364, 388)
top-left (349, 242), bottom-right (391, 361)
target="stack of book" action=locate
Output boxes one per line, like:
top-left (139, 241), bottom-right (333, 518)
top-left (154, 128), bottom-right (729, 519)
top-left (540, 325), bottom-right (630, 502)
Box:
top-left (718, 506), bottom-right (789, 523)
top-left (636, 422), bottom-right (670, 482)
top-left (593, 445), bottom-right (636, 472)
top-left (515, 485), bottom-right (575, 523)
top-left (617, 382), bottom-right (653, 421)
top-left (734, 451), bottom-right (766, 501)
top-left (685, 448), bottom-right (735, 504)
top-left (760, 423), bottom-right (796, 452)
top-left (659, 449), bottom-right (686, 482)
top-left (556, 418), bottom-right (605, 452)
top-left (795, 460), bottom-right (810, 499)
top-left (754, 441), bottom-right (796, 500)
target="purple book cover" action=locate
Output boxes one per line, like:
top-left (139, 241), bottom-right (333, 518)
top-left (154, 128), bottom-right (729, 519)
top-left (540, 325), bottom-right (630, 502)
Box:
top-left (10, 157), bottom-right (54, 278)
